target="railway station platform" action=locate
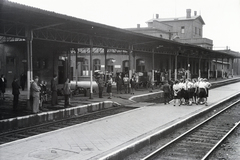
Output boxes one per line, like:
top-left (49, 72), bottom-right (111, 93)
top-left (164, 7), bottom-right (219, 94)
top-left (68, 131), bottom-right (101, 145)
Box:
top-left (0, 77), bottom-right (240, 160)
top-left (0, 77), bottom-right (240, 120)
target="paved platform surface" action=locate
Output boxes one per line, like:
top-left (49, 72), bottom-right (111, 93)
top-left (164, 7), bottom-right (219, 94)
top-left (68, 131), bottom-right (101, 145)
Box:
top-left (0, 80), bottom-right (240, 160)
top-left (0, 77), bottom-right (239, 120)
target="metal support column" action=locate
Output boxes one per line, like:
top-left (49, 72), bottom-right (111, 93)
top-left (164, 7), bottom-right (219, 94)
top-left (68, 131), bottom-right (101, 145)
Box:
top-left (208, 58), bottom-right (211, 79)
top-left (174, 53), bottom-right (178, 81)
top-left (198, 57), bottom-right (201, 78)
top-left (128, 44), bottom-right (133, 79)
top-left (89, 38), bottom-right (93, 99)
top-left (104, 48), bottom-right (107, 75)
top-left (75, 49), bottom-right (78, 88)
top-left (232, 58), bottom-right (234, 78)
top-left (169, 54), bottom-right (172, 80)
top-left (67, 51), bottom-right (71, 79)
top-left (152, 50), bottom-right (155, 84)
top-left (187, 54), bottom-right (190, 79)
top-left (222, 57), bottom-right (224, 78)
top-left (26, 28), bottom-right (33, 101)
top-left (215, 57), bottom-right (218, 80)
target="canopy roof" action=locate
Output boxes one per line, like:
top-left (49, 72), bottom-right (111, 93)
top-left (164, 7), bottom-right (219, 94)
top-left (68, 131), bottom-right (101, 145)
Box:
top-left (0, 0), bottom-right (238, 58)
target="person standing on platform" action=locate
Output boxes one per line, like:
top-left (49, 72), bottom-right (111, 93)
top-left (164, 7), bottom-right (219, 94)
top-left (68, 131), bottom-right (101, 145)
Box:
top-left (173, 80), bottom-right (181, 106)
top-left (31, 76), bottom-right (41, 113)
top-left (130, 75), bottom-right (136, 94)
top-left (12, 77), bottom-right (20, 111)
top-left (39, 80), bottom-right (47, 110)
top-left (0, 74), bottom-right (7, 100)
top-left (63, 78), bottom-right (71, 107)
top-left (116, 73), bottom-right (123, 94)
top-left (106, 75), bottom-right (113, 99)
top-left (162, 81), bottom-right (171, 104)
top-left (123, 74), bottom-right (129, 94)
top-left (51, 74), bottom-right (58, 106)
top-left (97, 74), bottom-right (104, 98)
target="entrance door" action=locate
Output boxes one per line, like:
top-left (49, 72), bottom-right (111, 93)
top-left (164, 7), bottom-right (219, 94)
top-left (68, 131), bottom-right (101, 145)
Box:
top-left (6, 56), bottom-right (16, 87)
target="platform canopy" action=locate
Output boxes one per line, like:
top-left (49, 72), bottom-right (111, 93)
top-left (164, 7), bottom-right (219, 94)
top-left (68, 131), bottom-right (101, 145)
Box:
top-left (0, 0), bottom-right (238, 59)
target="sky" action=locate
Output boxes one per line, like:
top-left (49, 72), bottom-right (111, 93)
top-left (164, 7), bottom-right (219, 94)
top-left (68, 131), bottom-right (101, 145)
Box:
top-left (9, 0), bottom-right (240, 52)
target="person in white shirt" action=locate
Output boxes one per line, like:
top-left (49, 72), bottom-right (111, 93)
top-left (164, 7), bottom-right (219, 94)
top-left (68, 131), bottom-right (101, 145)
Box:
top-left (123, 74), bottom-right (129, 94)
top-left (203, 78), bottom-right (211, 106)
top-left (186, 79), bottom-right (194, 105)
top-left (197, 78), bottom-right (211, 106)
top-left (192, 79), bottom-right (198, 104)
top-left (178, 79), bottom-right (185, 106)
top-left (173, 80), bottom-right (181, 106)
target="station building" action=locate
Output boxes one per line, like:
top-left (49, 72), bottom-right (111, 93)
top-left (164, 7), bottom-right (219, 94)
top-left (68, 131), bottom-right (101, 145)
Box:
top-left (126, 9), bottom-right (240, 78)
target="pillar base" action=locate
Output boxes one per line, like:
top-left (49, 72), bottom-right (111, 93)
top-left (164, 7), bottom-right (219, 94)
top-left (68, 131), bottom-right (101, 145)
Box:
top-left (89, 93), bottom-right (93, 99)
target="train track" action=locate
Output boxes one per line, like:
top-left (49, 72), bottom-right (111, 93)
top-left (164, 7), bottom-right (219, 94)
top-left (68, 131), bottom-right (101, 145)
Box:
top-left (142, 100), bottom-right (240, 160)
top-left (0, 106), bottom-right (136, 145)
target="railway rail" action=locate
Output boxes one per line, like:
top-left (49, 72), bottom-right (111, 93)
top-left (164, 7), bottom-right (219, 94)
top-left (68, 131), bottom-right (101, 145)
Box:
top-left (142, 100), bottom-right (240, 160)
top-left (0, 106), bottom-right (136, 145)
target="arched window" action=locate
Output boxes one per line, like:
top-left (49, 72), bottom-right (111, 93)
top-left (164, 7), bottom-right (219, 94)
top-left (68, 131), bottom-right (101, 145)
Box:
top-left (136, 59), bottom-right (145, 72)
top-left (107, 58), bottom-right (115, 73)
top-left (93, 59), bottom-right (101, 71)
top-left (82, 59), bottom-right (89, 76)
top-left (122, 60), bottom-right (129, 74)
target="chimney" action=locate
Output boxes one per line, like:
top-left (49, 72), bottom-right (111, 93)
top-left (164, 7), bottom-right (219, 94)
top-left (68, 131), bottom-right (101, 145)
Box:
top-left (186, 9), bottom-right (191, 18)
top-left (194, 11), bottom-right (197, 16)
top-left (137, 24), bottom-right (140, 28)
top-left (156, 14), bottom-right (159, 19)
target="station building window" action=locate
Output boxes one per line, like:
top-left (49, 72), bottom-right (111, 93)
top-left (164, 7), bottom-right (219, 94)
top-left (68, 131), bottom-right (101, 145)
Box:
top-left (136, 59), bottom-right (145, 72)
top-left (107, 58), bottom-right (115, 73)
top-left (93, 59), bottom-right (101, 71)
top-left (122, 60), bottom-right (129, 74)
top-left (82, 59), bottom-right (89, 76)
top-left (181, 26), bottom-right (185, 34)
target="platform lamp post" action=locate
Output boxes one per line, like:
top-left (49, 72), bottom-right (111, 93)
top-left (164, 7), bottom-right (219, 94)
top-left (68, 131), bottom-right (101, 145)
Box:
top-left (26, 28), bottom-right (33, 110)
top-left (89, 38), bottom-right (93, 99)
top-left (71, 48), bottom-right (78, 88)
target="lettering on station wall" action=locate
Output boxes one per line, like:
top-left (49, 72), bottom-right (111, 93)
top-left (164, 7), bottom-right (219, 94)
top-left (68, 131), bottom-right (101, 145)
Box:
top-left (114, 65), bottom-right (121, 68)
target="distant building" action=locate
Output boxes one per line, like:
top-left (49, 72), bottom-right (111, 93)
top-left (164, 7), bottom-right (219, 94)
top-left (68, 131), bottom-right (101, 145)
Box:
top-left (127, 9), bottom-right (213, 50)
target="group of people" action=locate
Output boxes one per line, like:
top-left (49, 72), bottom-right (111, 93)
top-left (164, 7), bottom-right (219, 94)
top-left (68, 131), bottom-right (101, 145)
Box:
top-left (168, 78), bottom-right (211, 106)
top-left (96, 74), bottom-right (113, 99)
top-left (9, 73), bottom-right (71, 113)
top-left (95, 72), bottom-right (137, 99)
top-left (0, 73), bottom-right (26, 111)
top-left (0, 74), bottom-right (7, 101)
top-left (30, 74), bottom-right (68, 113)
top-left (115, 73), bottom-right (137, 95)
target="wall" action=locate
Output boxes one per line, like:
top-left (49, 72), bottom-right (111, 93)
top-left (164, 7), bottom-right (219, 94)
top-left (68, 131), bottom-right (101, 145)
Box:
top-left (0, 42), bottom-right (26, 87)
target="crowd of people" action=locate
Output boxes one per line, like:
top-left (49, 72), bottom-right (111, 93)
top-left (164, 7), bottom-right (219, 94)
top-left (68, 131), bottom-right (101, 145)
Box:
top-left (0, 73), bottom-right (64, 114)
top-left (1, 69), bottom-right (212, 114)
top-left (95, 72), bottom-right (137, 99)
top-left (169, 78), bottom-right (211, 106)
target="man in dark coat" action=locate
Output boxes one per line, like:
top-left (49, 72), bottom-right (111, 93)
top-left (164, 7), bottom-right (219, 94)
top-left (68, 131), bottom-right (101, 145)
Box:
top-left (97, 74), bottom-right (104, 98)
top-left (12, 77), bottom-right (20, 111)
top-left (51, 74), bottom-right (58, 106)
top-left (0, 74), bottom-right (7, 100)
